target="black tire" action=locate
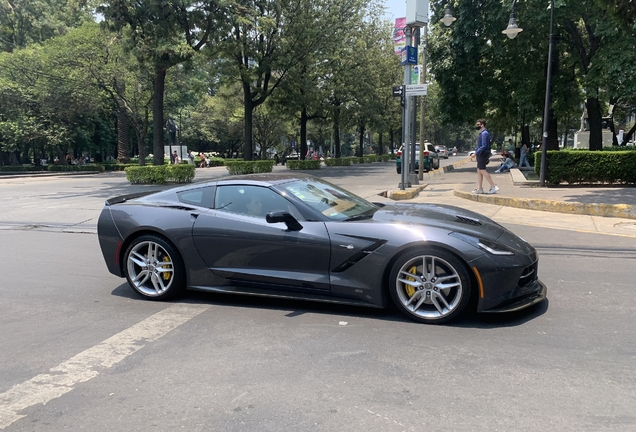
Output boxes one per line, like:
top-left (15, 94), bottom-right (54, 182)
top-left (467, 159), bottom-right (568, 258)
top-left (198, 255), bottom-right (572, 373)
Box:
top-left (123, 234), bottom-right (186, 300)
top-left (389, 247), bottom-right (472, 324)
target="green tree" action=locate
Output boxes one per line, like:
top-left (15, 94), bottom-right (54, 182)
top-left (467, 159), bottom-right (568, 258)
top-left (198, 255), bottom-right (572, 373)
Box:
top-left (98, 0), bottom-right (226, 165)
top-left (0, 0), bottom-right (91, 52)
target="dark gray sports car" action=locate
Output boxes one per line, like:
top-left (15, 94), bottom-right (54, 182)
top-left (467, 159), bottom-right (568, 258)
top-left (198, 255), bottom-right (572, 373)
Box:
top-left (97, 173), bottom-right (546, 324)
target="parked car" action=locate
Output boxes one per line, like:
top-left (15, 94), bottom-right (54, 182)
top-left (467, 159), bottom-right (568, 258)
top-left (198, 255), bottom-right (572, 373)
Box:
top-left (435, 145), bottom-right (449, 159)
top-left (97, 173), bottom-right (547, 324)
top-left (395, 142), bottom-right (440, 174)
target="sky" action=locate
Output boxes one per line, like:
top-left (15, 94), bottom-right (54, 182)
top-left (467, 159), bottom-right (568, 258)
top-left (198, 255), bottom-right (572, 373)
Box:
top-left (383, 0), bottom-right (407, 21)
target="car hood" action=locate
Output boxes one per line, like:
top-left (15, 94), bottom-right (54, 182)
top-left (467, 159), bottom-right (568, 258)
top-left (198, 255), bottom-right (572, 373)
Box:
top-left (372, 203), bottom-right (505, 241)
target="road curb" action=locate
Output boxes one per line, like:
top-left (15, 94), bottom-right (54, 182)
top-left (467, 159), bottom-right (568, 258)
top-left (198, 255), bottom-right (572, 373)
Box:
top-left (0, 171), bottom-right (101, 180)
top-left (454, 189), bottom-right (636, 220)
top-left (390, 185), bottom-right (428, 200)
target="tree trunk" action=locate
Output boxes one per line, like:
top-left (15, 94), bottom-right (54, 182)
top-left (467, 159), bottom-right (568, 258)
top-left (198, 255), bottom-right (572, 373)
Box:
top-left (243, 82), bottom-right (253, 161)
top-left (153, 68), bottom-right (167, 165)
top-left (358, 124), bottom-right (365, 157)
top-left (623, 123), bottom-right (636, 144)
top-left (522, 125), bottom-right (530, 147)
top-left (137, 108), bottom-right (149, 166)
top-left (586, 97), bottom-right (603, 150)
top-left (300, 107), bottom-right (308, 160)
top-left (117, 106), bottom-right (130, 163)
top-left (378, 132), bottom-right (383, 155)
top-left (548, 109), bottom-right (559, 150)
top-left (333, 102), bottom-right (341, 158)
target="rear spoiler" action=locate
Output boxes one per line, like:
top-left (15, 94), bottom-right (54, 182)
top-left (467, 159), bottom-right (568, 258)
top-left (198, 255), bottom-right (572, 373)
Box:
top-left (105, 190), bottom-right (160, 206)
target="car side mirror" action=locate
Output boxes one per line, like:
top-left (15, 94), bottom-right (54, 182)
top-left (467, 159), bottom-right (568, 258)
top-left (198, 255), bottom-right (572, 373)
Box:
top-left (266, 211), bottom-right (303, 231)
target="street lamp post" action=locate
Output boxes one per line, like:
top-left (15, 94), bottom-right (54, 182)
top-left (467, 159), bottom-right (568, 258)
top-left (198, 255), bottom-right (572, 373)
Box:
top-left (503, 0), bottom-right (554, 187)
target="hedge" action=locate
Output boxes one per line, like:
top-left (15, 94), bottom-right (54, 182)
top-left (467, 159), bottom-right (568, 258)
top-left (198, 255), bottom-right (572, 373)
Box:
top-left (47, 164), bottom-right (105, 172)
top-left (535, 150), bottom-right (636, 185)
top-left (0, 165), bottom-right (47, 172)
top-left (125, 164), bottom-right (196, 184)
top-left (224, 160), bottom-right (275, 175)
top-left (102, 163), bottom-right (138, 171)
top-left (286, 160), bottom-right (322, 170)
top-left (323, 158), bottom-right (352, 167)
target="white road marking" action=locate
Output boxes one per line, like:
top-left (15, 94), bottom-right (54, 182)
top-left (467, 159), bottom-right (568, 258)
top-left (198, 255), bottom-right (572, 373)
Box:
top-left (0, 304), bottom-right (210, 429)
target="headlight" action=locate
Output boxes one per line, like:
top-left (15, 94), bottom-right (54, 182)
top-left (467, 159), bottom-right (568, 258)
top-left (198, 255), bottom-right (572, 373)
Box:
top-left (477, 239), bottom-right (515, 256)
top-left (449, 232), bottom-right (515, 256)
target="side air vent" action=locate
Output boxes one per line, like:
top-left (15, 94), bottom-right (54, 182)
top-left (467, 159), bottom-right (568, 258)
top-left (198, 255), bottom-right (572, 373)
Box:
top-left (519, 262), bottom-right (538, 287)
top-left (455, 215), bottom-right (482, 226)
top-left (160, 205), bottom-right (197, 211)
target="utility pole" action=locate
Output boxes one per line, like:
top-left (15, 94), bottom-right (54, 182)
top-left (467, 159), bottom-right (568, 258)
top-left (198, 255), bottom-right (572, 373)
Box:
top-left (418, 22), bottom-right (428, 181)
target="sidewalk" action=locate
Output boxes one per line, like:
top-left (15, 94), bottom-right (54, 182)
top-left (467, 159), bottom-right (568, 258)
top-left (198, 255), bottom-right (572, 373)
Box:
top-left (393, 156), bottom-right (636, 218)
top-left (387, 156), bottom-right (636, 238)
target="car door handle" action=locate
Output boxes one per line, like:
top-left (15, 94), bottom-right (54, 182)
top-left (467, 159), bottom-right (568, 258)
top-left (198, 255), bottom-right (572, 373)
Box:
top-left (190, 213), bottom-right (199, 222)
top-left (339, 244), bottom-right (354, 250)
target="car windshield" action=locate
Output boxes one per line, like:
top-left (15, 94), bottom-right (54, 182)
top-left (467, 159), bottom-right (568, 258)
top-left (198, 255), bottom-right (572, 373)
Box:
top-left (280, 178), bottom-right (378, 221)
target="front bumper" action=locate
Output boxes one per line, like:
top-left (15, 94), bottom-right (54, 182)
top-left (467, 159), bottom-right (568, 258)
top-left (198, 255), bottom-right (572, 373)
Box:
top-left (396, 158), bottom-right (430, 170)
top-left (479, 279), bottom-right (547, 313)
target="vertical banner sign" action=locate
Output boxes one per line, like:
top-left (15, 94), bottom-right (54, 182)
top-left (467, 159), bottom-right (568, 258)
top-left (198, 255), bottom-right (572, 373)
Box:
top-left (411, 65), bottom-right (422, 84)
top-left (393, 17), bottom-right (406, 54)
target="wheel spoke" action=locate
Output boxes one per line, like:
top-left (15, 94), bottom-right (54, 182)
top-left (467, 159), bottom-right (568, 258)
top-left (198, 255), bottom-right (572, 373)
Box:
top-left (130, 251), bottom-right (147, 267)
top-left (134, 271), bottom-right (150, 286)
top-left (427, 257), bottom-right (436, 281)
top-left (405, 291), bottom-right (422, 306)
top-left (437, 281), bottom-right (460, 290)
top-left (434, 274), bottom-right (456, 283)
top-left (148, 243), bottom-right (159, 261)
top-left (398, 277), bottom-right (421, 289)
top-left (412, 293), bottom-right (429, 312)
top-left (150, 273), bottom-right (165, 294)
top-left (431, 291), bottom-right (451, 314)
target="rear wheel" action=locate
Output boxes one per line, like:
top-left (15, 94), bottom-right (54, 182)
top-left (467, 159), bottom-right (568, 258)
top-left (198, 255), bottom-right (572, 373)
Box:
top-left (123, 235), bottom-right (186, 300)
top-left (389, 248), bottom-right (471, 324)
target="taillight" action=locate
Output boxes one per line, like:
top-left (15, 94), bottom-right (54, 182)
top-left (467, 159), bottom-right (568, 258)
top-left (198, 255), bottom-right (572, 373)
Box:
top-left (423, 151), bottom-right (429, 156)
top-left (396, 151), bottom-right (402, 157)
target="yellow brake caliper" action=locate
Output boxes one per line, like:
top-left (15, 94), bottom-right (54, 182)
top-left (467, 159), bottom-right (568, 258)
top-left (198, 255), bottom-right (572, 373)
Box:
top-left (162, 256), bottom-right (172, 281)
top-left (405, 266), bottom-right (418, 298)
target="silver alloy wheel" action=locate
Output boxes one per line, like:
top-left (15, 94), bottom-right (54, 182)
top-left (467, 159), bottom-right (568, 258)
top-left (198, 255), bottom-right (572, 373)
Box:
top-left (395, 255), bottom-right (463, 320)
top-left (126, 240), bottom-right (175, 297)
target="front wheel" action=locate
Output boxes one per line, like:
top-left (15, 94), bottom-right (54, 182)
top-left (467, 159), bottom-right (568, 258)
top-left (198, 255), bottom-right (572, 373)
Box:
top-left (389, 248), bottom-right (471, 324)
top-left (123, 235), bottom-right (186, 300)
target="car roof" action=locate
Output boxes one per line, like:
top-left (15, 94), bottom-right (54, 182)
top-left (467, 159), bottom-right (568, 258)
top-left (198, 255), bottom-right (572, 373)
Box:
top-left (219, 172), bottom-right (312, 186)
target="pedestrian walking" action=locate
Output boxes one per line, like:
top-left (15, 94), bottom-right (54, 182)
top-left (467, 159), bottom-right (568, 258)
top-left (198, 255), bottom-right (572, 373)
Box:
top-left (518, 142), bottom-right (531, 168)
top-left (472, 119), bottom-right (498, 194)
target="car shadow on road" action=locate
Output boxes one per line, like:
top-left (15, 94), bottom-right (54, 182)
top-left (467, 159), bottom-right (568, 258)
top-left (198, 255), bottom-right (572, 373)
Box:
top-left (111, 283), bottom-right (549, 328)
top-left (451, 299), bottom-right (549, 328)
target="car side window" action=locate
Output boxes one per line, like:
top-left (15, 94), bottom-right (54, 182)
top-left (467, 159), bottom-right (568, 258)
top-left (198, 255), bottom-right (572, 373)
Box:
top-left (177, 186), bottom-right (216, 208)
top-left (215, 185), bottom-right (304, 220)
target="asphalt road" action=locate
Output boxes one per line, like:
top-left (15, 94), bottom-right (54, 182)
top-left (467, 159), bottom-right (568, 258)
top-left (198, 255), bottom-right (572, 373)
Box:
top-left (1, 164), bottom-right (635, 431)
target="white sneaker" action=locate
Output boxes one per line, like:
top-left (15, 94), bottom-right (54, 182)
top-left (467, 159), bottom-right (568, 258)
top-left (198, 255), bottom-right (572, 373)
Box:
top-left (471, 188), bottom-right (484, 194)
top-left (487, 185), bottom-right (499, 194)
